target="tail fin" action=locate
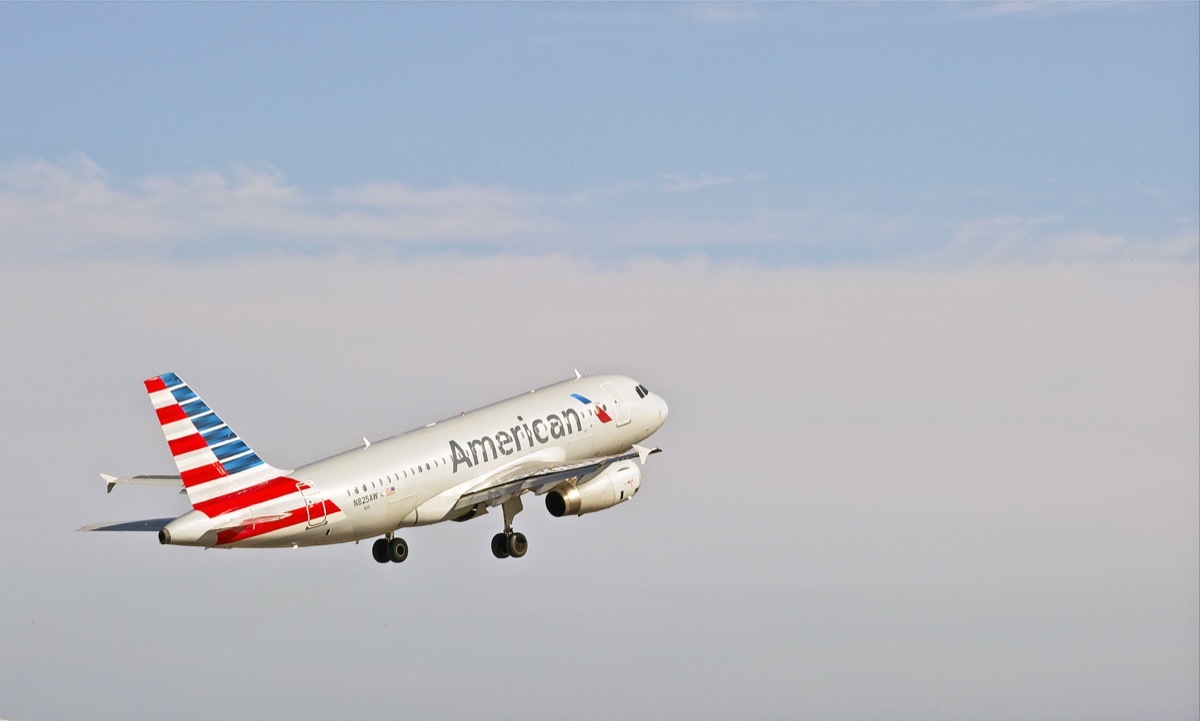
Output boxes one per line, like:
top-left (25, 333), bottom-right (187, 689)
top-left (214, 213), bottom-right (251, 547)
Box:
top-left (144, 372), bottom-right (288, 506)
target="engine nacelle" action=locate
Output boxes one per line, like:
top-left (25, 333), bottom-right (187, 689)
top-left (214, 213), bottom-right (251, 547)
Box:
top-left (545, 462), bottom-right (642, 517)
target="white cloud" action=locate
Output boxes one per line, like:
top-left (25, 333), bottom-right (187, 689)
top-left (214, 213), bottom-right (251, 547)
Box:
top-left (0, 157), bottom-right (563, 256)
top-left (328, 181), bottom-right (560, 239)
top-left (657, 172), bottom-right (763, 193)
top-left (954, 1), bottom-right (1134, 20)
top-left (686, 3), bottom-right (762, 24)
top-left (0, 157), bottom-right (1192, 267)
top-left (944, 214), bottom-right (1199, 263)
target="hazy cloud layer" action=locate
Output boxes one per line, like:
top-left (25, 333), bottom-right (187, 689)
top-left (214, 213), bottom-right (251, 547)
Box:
top-left (3, 157), bottom-right (1194, 264)
top-left (0, 256), bottom-right (1195, 721)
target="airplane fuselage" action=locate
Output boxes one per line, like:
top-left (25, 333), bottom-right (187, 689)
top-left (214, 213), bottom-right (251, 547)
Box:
top-left (157, 374), bottom-right (667, 551)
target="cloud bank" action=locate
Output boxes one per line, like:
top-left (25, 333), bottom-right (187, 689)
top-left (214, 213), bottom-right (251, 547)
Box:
top-left (2, 157), bottom-right (1194, 264)
top-left (0, 255), bottom-right (1195, 721)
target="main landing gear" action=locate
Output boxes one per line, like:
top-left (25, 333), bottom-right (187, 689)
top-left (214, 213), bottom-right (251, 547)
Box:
top-left (491, 496), bottom-right (528, 559)
top-left (372, 495), bottom-right (530, 563)
top-left (372, 533), bottom-right (408, 564)
top-left (491, 531), bottom-right (528, 559)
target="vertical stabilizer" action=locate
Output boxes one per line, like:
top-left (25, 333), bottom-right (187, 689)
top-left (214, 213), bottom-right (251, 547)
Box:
top-left (144, 372), bottom-right (288, 507)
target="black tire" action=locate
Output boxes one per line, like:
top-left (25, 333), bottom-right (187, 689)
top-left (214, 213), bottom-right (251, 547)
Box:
top-left (491, 533), bottom-right (511, 559)
top-left (507, 532), bottom-right (528, 558)
top-left (371, 538), bottom-right (389, 564)
top-left (388, 537), bottom-right (409, 563)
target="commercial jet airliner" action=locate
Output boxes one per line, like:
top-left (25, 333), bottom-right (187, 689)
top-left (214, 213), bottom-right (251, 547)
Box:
top-left (81, 371), bottom-right (668, 563)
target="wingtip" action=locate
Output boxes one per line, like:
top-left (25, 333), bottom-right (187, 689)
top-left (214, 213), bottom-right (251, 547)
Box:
top-left (100, 473), bottom-right (117, 493)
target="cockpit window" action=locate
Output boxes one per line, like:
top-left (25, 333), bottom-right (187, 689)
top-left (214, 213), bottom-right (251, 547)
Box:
top-left (635, 384), bottom-right (649, 398)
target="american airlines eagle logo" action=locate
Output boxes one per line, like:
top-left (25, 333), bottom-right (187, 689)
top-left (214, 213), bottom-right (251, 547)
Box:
top-left (571, 393), bottom-right (612, 424)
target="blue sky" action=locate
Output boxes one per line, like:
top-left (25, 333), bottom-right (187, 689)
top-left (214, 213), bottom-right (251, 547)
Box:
top-left (0, 5), bottom-right (1197, 721)
top-left (2, 2), bottom-right (1196, 263)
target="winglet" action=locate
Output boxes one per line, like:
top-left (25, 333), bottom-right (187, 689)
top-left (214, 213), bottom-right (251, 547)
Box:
top-left (574, 368), bottom-right (582, 380)
top-left (101, 473), bottom-right (118, 493)
top-left (632, 444), bottom-right (660, 465)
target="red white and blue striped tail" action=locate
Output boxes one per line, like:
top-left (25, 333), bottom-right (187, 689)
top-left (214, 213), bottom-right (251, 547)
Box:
top-left (144, 372), bottom-right (289, 507)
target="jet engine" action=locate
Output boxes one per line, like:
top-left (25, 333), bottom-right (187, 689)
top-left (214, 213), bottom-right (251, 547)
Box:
top-left (545, 462), bottom-right (642, 517)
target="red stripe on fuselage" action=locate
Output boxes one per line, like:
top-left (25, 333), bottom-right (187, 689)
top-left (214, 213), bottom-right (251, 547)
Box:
top-left (168, 433), bottom-right (207, 456)
top-left (145, 377), bottom-right (168, 393)
top-left (214, 500), bottom-right (341, 546)
top-left (193, 476), bottom-right (300, 517)
top-left (156, 404), bottom-right (187, 425)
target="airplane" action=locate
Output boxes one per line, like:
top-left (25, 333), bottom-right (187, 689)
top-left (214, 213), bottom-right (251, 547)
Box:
top-left (80, 370), bottom-right (668, 563)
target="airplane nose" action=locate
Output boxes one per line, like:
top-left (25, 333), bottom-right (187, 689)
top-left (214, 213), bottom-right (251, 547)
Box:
top-left (656, 394), bottom-right (669, 422)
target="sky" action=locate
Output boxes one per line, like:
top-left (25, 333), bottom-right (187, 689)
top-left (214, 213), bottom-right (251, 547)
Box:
top-left (0, 3), bottom-right (1196, 721)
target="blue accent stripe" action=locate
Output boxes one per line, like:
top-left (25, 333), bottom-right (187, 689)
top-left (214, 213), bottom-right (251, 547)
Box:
top-left (212, 439), bottom-right (250, 460)
top-left (222, 454), bottom-right (264, 474)
top-left (171, 386), bottom-right (197, 403)
top-left (180, 400), bottom-right (210, 417)
top-left (571, 393), bottom-right (592, 405)
top-left (201, 427), bottom-right (237, 445)
top-left (159, 372), bottom-right (183, 388)
top-left (191, 412), bottom-right (224, 431)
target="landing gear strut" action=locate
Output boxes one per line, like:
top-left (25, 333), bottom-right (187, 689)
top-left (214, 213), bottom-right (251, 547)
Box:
top-left (491, 496), bottom-right (528, 559)
top-left (372, 534), bottom-right (408, 564)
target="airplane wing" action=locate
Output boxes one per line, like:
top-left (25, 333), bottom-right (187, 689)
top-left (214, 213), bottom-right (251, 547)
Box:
top-left (78, 518), bottom-right (175, 532)
top-left (99, 473), bottom-right (183, 493)
top-left (450, 444), bottom-right (661, 513)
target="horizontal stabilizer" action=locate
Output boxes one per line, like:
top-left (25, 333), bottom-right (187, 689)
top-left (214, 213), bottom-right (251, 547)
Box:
top-left (101, 473), bottom-right (183, 493)
top-left (78, 518), bottom-right (175, 532)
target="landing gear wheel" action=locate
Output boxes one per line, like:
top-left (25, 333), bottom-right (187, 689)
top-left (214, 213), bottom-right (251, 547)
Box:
top-left (491, 533), bottom-right (511, 559)
top-left (371, 538), bottom-right (389, 564)
top-left (507, 532), bottom-right (528, 558)
top-left (388, 537), bottom-right (409, 563)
